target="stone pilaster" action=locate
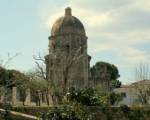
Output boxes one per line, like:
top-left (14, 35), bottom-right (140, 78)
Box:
top-left (25, 88), bottom-right (31, 105)
top-left (12, 87), bottom-right (17, 105)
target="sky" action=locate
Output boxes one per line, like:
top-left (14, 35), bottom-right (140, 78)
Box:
top-left (0, 0), bottom-right (150, 84)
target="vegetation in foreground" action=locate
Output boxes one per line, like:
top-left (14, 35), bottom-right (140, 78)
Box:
top-left (39, 87), bottom-right (150, 120)
top-left (0, 57), bottom-right (150, 120)
top-left (41, 87), bottom-right (123, 120)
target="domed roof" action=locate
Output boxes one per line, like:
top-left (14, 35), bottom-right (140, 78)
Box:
top-left (51, 7), bottom-right (86, 36)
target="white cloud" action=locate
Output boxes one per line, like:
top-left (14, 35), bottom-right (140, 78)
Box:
top-left (132, 0), bottom-right (150, 12)
top-left (37, 0), bottom-right (150, 83)
top-left (84, 12), bottom-right (115, 27)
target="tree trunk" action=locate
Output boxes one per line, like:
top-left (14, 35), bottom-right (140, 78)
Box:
top-left (46, 93), bottom-right (49, 106)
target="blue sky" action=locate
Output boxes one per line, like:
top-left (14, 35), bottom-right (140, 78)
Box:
top-left (0, 0), bottom-right (150, 84)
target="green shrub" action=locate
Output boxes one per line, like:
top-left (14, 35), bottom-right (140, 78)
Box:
top-left (40, 87), bottom-right (150, 120)
top-left (41, 104), bottom-right (94, 120)
top-left (120, 105), bottom-right (130, 113)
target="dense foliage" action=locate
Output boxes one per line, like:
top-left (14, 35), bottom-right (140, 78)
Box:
top-left (1, 105), bottom-right (149, 120)
top-left (98, 105), bottom-right (150, 120)
top-left (66, 87), bottom-right (105, 106)
top-left (0, 67), bottom-right (15, 88)
top-left (41, 87), bottom-right (126, 120)
top-left (65, 87), bottom-right (125, 106)
top-left (41, 104), bottom-right (93, 120)
top-left (0, 67), bottom-right (28, 88)
top-left (90, 61), bottom-right (121, 89)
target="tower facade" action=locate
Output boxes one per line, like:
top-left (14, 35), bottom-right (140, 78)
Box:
top-left (45, 7), bottom-right (89, 89)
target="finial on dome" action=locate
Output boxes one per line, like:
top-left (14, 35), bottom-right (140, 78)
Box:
top-left (65, 7), bottom-right (72, 16)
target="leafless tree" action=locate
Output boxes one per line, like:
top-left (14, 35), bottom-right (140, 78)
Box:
top-left (134, 63), bottom-right (150, 105)
top-left (32, 53), bottom-right (52, 106)
top-left (32, 47), bottom-right (84, 105)
top-left (33, 53), bottom-right (46, 80)
top-left (0, 53), bottom-right (20, 68)
top-left (135, 63), bottom-right (150, 81)
top-left (61, 47), bottom-right (83, 91)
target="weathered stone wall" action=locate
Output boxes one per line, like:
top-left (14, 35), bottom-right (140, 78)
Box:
top-left (46, 33), bottom-right (89, 89)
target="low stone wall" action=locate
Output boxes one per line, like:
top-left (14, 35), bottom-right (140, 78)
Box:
top-left (12, 106), bottom-right (51, 116)
top-left (0, 108), bottom-right (39, 120)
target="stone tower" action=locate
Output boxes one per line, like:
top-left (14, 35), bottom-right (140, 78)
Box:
top-left (45, 7), bottom-right (89, 89)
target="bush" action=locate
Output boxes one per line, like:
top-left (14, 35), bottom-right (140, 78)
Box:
top-left (41, 104), bottom-right (94, 120)
top-left (40, 87), bottom-right (150, 120)
top-left (120, 105), bottom-right (130, 113)
top-left (66, 87), bottom-right (105, 106)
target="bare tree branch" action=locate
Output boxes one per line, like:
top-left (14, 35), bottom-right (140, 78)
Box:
top-left (33, 52), bottom-right (47, 81)
top-left (61, 47), bottom-right (83, 89)
top-left (134, 63), bottom-right (150, 105)
top-left (35, 62), bottom-right (46, 80)
top-left (2, 53), bottom-right (21, 68)
top-left (33, 53), bottom-right (45, 62)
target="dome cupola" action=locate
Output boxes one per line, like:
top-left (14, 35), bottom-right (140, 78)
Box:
top-left (51, 7), bottom-right (86, 36)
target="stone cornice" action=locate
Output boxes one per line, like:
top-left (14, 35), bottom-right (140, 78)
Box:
top-left (48, 33), bottom-right (88, 40)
